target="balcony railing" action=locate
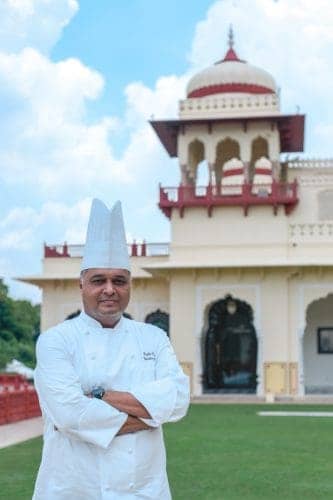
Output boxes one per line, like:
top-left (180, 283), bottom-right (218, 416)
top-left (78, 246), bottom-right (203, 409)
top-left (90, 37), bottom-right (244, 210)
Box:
top-left (289, 222), bottom-right (333, 243)
top-left (44, 242), bottom-right (170, 259)
top-left (159, 181), bottom-right (298, 218)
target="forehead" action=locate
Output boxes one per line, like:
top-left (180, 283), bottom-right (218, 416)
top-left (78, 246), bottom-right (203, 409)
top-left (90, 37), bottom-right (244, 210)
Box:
top-left (83, 268), bottom-right (130, 280)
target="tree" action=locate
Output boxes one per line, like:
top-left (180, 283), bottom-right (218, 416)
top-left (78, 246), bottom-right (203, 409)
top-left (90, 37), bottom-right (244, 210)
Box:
top-left (0, 279), bottom-right (40, 369)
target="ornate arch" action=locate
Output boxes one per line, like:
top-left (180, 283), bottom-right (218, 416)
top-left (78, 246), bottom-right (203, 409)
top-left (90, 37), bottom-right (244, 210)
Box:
top-left (187, 139), bottom-right (205, 185)
top-left (303, 292), bottom-right (333, 394)
top-left (145, 309), bottom-right (169, 337)
top-left (250, 136), bottom-right (269, 181)
top-left (215, 138), bottom-right (240, 185)
top-left (204, 294), bottom-right (257, 392)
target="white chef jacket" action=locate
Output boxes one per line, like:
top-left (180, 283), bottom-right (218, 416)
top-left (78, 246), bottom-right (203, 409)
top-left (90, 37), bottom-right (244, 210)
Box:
top-left (33, 312), bottom-right (190, 500)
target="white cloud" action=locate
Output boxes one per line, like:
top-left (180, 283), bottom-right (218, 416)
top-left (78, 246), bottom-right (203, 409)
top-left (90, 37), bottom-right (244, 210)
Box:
top-left (0, 206), bottom-right (40, 250)
top-left (118, 74), bottom-right (189, 182)
top-left (0, 45), bottom-right (188, 196)
top-left (0, 0), bottom-right (190, 199)
top-left (0, 48), bottom-right (132, 193)
top-left (315, 123), bottom-right (333, 141)
top-left (0, 0), bottom-right (78, 54)
top-left (0, 228), bottom-right (34, 251)
top-left (7, 278), bottom-right (41, 304)
top-left (125, 74), bottom-right (188, 124)
top-left (0, 199), bottom-right (92, 252)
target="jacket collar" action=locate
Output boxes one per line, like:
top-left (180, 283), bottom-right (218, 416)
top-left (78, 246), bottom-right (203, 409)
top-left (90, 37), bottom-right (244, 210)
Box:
top-left (79, 310), bottom-right (125, 332)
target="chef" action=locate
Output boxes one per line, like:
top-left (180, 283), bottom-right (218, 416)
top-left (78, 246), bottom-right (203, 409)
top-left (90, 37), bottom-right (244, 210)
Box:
top-left (33, 199), bottom-right (190, 500)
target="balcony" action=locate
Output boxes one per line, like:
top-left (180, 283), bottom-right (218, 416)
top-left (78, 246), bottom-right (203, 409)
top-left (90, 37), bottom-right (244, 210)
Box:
top-left (159, 181), bottom-right (298, 218)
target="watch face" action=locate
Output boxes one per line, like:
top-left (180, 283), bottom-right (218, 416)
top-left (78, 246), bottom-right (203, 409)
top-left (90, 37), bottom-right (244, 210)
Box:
top-left (91, 387), bottom-right (105, 399)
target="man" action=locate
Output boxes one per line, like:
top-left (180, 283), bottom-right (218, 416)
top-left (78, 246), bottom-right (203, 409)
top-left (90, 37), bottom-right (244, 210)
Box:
top-left (33, 199), bottom-right (190, 500)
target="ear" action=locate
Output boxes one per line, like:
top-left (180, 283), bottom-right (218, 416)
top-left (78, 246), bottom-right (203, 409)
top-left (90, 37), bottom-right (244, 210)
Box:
top-left (79, 280), bottom-right (83, 290)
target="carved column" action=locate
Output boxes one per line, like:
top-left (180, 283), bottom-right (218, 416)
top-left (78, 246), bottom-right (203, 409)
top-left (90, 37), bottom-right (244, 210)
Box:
top-left (208, 162), bottom-right (215, 186)
top-left (272, 160), bottom-right (280, 181)
top-left (180, 164), bottom-right (188, 185)
top-left (243, 161), bottom-right (250, 183)
top-left (256, 329), bottom-right (264, 396)
top-left (298, 328), bottom-right (305, 396)
top-left (240, 138), bottom-right (251, 182)
top-left (297, 284), bottom-right (306, 397)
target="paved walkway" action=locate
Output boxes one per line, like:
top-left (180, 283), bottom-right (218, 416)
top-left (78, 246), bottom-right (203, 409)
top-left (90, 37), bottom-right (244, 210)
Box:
top-left (0, 417), bottom-right (43, 449)
top-left (191, 394), bottom-right (333, 404)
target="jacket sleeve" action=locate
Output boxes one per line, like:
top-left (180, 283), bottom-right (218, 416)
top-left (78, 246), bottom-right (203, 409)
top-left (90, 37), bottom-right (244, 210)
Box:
top-left (34, 328), bottom-right (128, 449)
top-left (130, 332), bottom-right (190, 426)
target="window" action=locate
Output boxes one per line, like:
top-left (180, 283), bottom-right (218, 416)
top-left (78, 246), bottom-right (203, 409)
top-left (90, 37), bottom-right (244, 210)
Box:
top-left (317, 328), bottom-right (333, 354)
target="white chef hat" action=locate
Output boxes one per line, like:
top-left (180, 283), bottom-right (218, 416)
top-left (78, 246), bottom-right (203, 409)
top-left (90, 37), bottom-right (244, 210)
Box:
top-left (81, 199), bottom-right (130, 271)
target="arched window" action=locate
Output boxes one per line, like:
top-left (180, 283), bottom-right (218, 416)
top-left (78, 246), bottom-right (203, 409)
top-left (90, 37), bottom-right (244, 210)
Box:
top-left (215, 138), bottom-right (240, 186)
top-left (250, 137), bottom-right (269, 181)
top-left (187, 139), bottom-right (205, 186)
top-left (145, 309), bottom-right (169, 337)
top-left (195, 159), bottom-right (210, 195)
top-left (303, 294), bottom-right (333, 394)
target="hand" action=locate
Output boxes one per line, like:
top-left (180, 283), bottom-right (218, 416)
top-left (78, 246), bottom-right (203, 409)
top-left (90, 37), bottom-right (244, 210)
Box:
top-left (116, 416), bottom-right (151, 436)
top-left (103, 390), bottom-right (151, 419)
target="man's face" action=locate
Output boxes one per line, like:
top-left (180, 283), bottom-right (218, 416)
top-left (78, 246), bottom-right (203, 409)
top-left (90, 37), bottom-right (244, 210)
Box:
top-left (80, 268), bottom-right (131, 327)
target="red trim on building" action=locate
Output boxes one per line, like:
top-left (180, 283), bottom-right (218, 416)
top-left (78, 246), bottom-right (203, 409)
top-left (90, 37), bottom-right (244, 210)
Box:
top-left (131, 241), bottom-right (138, 257)
top-left (188, 83), bottom-right (274, 98)
top-left (159, 181), bottom-right (298, 218)
top-left (44, 243), bottom-right (70, 258)
top-left (254, 168), bottom-right (272, 175)
top-left (223, 168), bottom-right (244, 177)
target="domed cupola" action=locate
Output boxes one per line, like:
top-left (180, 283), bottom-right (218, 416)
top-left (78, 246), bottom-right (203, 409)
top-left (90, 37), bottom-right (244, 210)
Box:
top-left (179, 28), bottom-right (280, 119)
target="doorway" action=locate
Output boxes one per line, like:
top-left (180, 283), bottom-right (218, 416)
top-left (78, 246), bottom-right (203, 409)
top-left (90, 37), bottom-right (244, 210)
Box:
top-left (204, 295), bottom-right (257, 392)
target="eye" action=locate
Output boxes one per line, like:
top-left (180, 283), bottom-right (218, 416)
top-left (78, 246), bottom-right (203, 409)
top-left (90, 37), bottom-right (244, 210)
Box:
top-left (91, 278), bottom-right (104, 285)
top-left (113, 279), bottom-right (127, 286)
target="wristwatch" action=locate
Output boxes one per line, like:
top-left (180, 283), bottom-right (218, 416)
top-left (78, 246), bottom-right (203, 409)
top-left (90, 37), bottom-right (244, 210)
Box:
top-left (91, 386), bottom-right (105, 399)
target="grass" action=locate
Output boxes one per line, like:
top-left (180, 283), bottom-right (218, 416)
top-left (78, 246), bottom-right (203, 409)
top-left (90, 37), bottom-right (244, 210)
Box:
top-left (0, 436), bottom-right (41, 499)
top-left (1, 404), bottom-right (333, 499)
top-left (166, 404), bottom-right (333, 499)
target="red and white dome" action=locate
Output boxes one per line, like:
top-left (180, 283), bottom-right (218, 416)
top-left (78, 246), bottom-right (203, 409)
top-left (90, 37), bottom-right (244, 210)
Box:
top-left (186, 46), bottom-right (277, 99)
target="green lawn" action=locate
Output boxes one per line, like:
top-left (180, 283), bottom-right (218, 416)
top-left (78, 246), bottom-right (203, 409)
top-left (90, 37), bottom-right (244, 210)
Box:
top-left (1, 404), bottom-right (333, 499)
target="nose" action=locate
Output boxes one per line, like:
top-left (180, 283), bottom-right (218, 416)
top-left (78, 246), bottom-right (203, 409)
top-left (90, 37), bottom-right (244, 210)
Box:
top-left (103, 280), bottom-right (115, 295)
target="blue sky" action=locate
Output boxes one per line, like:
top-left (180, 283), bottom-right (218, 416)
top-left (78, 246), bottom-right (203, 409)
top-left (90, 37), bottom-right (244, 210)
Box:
top-left (0, 0), bottom-right (332, 303)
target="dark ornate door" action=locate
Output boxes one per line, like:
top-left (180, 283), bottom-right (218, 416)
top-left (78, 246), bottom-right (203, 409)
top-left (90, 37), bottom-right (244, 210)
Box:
top-left (145, 309), bottom-right (169, 336)
top-left (204, 295), bottom-right (257, 392)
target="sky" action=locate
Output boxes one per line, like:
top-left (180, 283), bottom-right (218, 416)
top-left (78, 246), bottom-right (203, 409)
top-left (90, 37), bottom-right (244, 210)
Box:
top-left (0, 0), bottom-right (332, 304)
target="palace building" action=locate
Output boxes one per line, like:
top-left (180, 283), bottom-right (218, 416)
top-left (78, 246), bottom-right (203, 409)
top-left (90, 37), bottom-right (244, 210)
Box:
top-left (20, 33), bottom-right (333, 399)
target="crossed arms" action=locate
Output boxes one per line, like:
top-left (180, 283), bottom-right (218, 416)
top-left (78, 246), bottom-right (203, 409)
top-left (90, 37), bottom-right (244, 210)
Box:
top-left (35, 325), bottom-right (189, 448)
top-left (101, 391), bottom-right (152, 435)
